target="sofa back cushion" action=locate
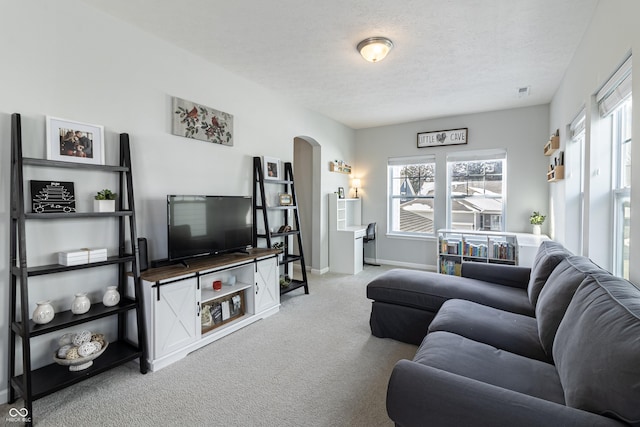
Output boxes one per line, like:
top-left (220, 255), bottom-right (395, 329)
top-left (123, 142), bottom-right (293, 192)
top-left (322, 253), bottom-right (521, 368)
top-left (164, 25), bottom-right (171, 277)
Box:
top-left (527, 241), bottom-right (572, 307)
top-left (536, 256), bottom-right (604, 357)
top-left (553, 272), bottom-right (640, 425)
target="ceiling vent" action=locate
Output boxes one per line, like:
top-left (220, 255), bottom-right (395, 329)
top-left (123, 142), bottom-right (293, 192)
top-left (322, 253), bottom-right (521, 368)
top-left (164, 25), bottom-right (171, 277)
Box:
top-left (517, 86), bottom-right (531, 98)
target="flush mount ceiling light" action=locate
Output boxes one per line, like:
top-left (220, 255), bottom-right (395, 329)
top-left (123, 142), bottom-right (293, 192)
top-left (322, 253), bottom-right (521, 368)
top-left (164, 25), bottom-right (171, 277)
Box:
top-left (357, 37), bottom-right (394, 63)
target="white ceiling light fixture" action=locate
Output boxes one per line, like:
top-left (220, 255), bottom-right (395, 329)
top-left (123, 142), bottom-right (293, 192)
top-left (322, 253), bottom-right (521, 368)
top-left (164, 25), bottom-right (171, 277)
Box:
top-left (357, 37), bottom-right (394, 63)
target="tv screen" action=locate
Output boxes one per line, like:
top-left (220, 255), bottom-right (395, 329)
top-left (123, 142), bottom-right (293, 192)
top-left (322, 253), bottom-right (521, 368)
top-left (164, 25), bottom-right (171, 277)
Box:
top-left (167, 195), bottom-right (253, 261)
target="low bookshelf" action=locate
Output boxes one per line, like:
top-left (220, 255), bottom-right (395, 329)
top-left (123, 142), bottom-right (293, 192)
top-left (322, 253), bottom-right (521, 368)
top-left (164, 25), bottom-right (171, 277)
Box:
top-left (438, 229), bottom-right (518, 275)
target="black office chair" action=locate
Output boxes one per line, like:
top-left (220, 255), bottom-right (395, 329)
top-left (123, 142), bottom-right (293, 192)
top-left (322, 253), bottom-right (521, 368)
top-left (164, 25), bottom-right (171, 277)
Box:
top-left (363, 222), bottom-right (380, 266)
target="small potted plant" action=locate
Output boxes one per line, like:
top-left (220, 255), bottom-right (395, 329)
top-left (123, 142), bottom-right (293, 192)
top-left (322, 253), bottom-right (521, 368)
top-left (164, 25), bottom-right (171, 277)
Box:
top-left (94, 189), bottom-right (117, 212)
top-left (272, 242), bottom-right (286, 262)
top-left (530, 211), bottom-right (546, 235)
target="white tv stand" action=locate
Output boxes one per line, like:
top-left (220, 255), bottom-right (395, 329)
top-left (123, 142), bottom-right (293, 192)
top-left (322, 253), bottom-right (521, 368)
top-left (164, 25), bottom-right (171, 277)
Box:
top-left (127, 248), bottom-right (280, 371)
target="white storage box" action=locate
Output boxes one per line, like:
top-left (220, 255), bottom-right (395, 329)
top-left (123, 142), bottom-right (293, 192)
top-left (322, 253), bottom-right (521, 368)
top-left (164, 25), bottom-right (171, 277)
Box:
top-left (58, 250), bottom-right (88, 266)
top-left (82, 247), bottom-right (108, 263)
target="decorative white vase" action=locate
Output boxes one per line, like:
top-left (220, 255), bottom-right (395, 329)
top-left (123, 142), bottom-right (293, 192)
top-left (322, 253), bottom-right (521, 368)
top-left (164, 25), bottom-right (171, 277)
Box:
top-left (102, 286), bottom-right (120, 307)
top-left (94, 199), bottom-right (115, 212)
top-left (532, 224), bottom-right (542, 235)
top-left (71, 293), bottom-right (91, 314)
top-left (33, 300), bottom-right (55, 324)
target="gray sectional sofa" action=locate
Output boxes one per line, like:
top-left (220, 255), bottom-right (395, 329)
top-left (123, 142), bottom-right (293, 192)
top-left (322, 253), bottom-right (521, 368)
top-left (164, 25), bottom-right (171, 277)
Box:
top-left (366, 241), bottom-right (640, 426)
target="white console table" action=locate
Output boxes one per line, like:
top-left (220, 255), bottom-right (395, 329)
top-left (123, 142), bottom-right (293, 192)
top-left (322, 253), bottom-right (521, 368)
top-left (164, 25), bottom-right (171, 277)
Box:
top-left (329, 194), bottom-right (366, 274)
top-left (127, 248), bottom-right (279, 371)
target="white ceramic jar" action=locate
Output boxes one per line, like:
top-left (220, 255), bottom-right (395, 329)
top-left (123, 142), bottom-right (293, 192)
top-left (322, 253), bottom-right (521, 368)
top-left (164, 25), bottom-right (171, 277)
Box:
top-left (71, 293), bottom-right (91, 314)
top-left (102, 286), bottom-right (120, 307)
top-left (32, 300), bottom-right (55, 324)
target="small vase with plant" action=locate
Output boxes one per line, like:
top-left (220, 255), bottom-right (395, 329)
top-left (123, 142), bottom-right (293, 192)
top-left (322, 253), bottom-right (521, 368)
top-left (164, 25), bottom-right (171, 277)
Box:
top-left (530, 211), bottom-right (546, 235)
top-left (272, 241), bottom-right (286, 262)
top-left (94, 189), bottom-right (117, 212)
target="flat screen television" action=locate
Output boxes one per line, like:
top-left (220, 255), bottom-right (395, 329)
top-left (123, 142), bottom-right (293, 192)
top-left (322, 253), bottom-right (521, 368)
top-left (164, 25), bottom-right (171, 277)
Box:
top-left (167, 195), bottom-right (253, 262)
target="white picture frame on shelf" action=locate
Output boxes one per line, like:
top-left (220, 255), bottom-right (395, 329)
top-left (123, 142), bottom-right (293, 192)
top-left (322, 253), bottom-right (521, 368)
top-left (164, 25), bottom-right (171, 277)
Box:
top-left (46, 116), bottom-right (105, 165)
top-left (263, 156), bottom-right (280, 180)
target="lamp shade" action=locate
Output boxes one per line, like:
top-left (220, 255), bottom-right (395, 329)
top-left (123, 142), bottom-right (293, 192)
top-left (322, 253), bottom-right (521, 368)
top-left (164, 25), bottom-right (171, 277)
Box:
top-left (352, 178), bottom-right (361, 188)
top-left (357, 37), bottom-right (393, 63)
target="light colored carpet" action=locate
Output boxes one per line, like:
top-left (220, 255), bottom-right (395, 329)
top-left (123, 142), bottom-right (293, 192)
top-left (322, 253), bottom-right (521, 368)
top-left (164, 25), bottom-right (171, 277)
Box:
top-left (2, 265), bottom-right (417, 426)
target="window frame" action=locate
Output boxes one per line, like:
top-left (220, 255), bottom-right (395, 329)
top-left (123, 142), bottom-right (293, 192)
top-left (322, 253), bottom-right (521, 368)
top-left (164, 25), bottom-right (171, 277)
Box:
top-left (446, 150), bottom-right (507, 232)
top-left (387, 155), bottom-right (436, 238)
top-left (611, 97), bottom-right (632, 279)
top-left (570, 109), bottom-right (586, 255)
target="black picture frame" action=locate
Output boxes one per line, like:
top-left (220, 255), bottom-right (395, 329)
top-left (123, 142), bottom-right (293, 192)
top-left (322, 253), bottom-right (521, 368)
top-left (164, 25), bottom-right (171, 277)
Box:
top-left (30, 180), bottom-right (76, 213)
top-left (338, 187), bottom-right (345, 199)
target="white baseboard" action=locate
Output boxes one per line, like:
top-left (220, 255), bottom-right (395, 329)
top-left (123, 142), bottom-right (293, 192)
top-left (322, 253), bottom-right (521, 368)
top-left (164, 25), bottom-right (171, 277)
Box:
top-left (366, 257), bottom-right (436, 272)
top-left (290, 262), bottom-right (329, 275)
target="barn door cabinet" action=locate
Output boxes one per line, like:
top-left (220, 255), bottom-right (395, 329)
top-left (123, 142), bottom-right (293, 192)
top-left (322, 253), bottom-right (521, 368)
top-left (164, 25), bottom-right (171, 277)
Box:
top-left (127, 249), bottom-right (279, 371)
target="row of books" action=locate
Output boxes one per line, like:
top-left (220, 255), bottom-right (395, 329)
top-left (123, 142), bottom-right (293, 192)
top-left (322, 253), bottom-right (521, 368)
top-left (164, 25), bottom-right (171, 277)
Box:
top-left (440, 239), bottom-right (516, 261)
top-left (440, 259), bottom-right (462, 276)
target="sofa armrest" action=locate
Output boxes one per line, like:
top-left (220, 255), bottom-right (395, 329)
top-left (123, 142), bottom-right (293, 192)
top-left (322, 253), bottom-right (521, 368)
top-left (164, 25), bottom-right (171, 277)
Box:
top-left (387, 360), bottom-right (625, 427)
top-left (461, 262), bottom-right (531, 289)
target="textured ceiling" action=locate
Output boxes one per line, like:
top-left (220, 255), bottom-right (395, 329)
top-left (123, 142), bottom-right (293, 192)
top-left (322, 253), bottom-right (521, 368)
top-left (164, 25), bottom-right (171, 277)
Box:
top-left (79, 0), bottom-right (598, 129)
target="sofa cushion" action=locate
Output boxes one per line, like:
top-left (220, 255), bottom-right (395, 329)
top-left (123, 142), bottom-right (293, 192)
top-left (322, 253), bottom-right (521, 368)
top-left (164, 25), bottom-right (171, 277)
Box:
top-left (553, 273), bottom-right (640, 425)
top-left (367, 268), bottom-right (534, 316)
top-left (527, 241), bottom-right (573, 307)
top-left (429, 299), bottom-right (550, 362)
top-left (414, 331), bottom-right (565, 404)
top-left (536, 256), bottom-right (605, 357)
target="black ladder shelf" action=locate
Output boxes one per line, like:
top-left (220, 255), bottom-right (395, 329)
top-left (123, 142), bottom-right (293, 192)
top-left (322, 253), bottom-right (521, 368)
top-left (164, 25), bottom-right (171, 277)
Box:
top-left (7, 113), bottom-right (148, 426)
top-left (253, 157), bottom-right (309, 295)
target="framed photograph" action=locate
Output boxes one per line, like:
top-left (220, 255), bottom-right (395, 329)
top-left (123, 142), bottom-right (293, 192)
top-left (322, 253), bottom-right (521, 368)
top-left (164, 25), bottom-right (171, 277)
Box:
top-left (263, 156), bottom-right (281, 180)
top-left (171, 96), bottom-right (233, 146)
top-left (279, 193), bottom-right (292, 206)
top-left (46, 116), bottom-right (105, 165)
top-left (30, 180), bottom-right (76, 213)
top-left (338, 187), bottom-right (345, 199)
top-left (417, 128), bottom-right (468, 148)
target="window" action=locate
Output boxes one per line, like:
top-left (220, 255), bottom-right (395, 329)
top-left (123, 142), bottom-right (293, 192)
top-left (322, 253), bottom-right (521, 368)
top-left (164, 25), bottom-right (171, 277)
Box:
top-left (597, 56), bottom-right (632, 279)
top-left (387, 156), bottom-right (436, 237)
top-left (612, 98), bottom-right (632, 279)
top-left (447, 151), bottom-right (506, 231)
top-left (569, 109), bottom-right (586, 255)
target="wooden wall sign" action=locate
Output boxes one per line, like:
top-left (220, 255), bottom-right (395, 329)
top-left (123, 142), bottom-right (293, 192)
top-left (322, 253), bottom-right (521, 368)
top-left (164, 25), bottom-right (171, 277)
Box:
top-left (417, 128), bottom-right (468, 148)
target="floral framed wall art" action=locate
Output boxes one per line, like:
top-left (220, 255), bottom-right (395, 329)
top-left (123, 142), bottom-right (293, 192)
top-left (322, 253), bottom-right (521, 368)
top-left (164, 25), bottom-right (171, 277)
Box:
top-left (171, 96), bottom-right (234, 146)
top-left (46, 116), bottom-right (105, 165)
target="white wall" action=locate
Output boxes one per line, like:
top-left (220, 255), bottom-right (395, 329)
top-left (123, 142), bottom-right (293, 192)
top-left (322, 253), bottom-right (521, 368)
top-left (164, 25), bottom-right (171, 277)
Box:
top-left (549, 0), bottom-right (640, 282)
top-left (0, 0), bottom-right (354, 402)
top-left (355, 105), bottom-right (550, 269)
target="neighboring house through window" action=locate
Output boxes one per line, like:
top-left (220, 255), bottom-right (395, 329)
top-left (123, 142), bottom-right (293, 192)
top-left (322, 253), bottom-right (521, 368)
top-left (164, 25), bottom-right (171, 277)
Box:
top-left (446, 150), bottom-right (507, 231)
top-left (387, 156), bottom-right (436, 237)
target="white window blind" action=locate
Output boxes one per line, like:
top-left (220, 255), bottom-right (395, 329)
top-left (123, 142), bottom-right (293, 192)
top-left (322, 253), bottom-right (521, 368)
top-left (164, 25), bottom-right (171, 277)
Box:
top-left (570, 108), bottom-right (586, 139)
top-left (597, 56), bottom-right (632, 117)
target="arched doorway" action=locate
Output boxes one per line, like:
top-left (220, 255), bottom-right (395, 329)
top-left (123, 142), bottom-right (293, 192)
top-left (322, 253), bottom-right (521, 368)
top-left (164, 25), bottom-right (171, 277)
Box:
top-left (294, 136), bottom-right (321, 273)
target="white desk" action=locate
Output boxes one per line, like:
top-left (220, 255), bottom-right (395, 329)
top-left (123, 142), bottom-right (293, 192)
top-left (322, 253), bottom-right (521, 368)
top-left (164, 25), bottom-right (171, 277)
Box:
top-left (329, 194), bottom-right (366, 274)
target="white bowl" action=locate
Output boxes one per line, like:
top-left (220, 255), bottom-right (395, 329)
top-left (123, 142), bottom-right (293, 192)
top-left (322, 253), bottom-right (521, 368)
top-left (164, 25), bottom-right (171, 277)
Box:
top-left (53, 341), bottom-right (109, 371)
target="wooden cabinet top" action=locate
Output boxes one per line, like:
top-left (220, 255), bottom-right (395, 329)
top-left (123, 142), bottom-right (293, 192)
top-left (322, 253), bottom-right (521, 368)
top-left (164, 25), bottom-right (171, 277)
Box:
top-left (140, 248), bottom-right (279, 283)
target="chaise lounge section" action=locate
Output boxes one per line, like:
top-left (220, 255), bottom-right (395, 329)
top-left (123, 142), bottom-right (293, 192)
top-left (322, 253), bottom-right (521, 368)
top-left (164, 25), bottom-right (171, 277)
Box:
top-left (367, 242), bottom-right (640, 426)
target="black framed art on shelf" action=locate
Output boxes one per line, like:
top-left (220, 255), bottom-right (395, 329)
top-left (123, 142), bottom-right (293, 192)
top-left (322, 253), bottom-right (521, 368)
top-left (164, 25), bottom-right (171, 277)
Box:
top-left (30, 180), bottom-right (76, 213)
